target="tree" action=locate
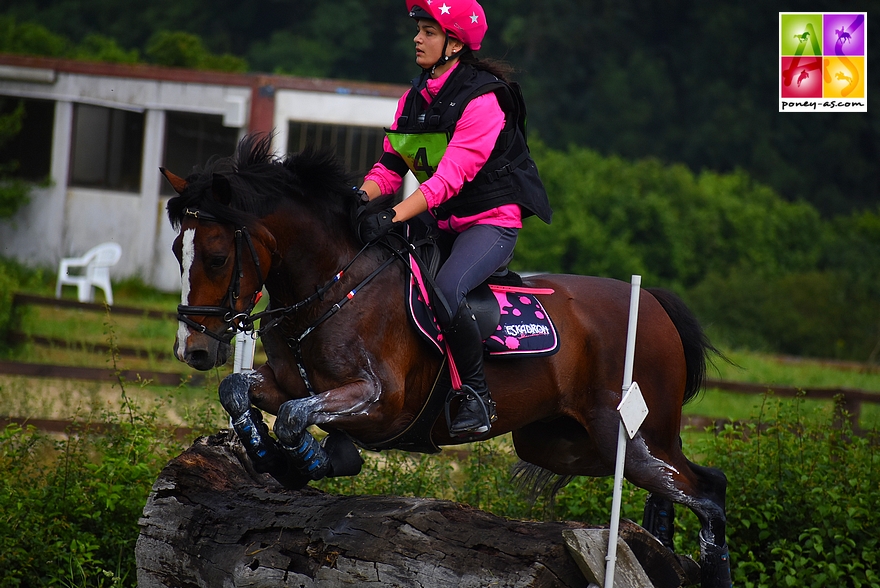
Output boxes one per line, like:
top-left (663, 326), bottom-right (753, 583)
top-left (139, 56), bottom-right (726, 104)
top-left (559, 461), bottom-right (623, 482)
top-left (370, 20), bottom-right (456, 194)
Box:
top-left (3, 0), bottom-right (877, 215)
top-left (0, 100), bottom-right (30, 219)
top-left (145, 30), bottom-right (246, 72)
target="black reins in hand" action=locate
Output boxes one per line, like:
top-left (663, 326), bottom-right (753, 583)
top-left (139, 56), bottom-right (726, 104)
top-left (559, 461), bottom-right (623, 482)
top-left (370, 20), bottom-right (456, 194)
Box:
top-left (176, 208), bottom-right (395, 352)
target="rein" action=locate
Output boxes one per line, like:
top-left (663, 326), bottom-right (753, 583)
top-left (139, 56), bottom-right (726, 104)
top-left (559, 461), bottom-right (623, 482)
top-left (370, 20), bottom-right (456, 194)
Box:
top-left (276, 229), bottom-right (441, 395)
top-left (179, 207), bottom-right (406, 395)
top-left (284, 251), bottom-right (400, 394)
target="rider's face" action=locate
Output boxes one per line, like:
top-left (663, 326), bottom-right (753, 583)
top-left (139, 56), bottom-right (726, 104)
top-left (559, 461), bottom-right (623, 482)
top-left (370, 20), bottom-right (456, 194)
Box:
top-left (414, 19), bottom-right (445, 68)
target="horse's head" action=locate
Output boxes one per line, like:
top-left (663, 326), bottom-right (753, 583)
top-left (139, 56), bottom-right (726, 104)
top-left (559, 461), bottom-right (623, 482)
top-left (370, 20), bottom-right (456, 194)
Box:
top-left (163, 164), bottom-right (278, 371)
top-left (163, 133), bottom-right (361, 370)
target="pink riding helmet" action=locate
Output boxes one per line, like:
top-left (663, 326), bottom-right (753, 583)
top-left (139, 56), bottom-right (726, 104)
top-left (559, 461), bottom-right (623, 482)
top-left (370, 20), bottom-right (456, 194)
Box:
top-left (407, 0), bottom-right (488, 51)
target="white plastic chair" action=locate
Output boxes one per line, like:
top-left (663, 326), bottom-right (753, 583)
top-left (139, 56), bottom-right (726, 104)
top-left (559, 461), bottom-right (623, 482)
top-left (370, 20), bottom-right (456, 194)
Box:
top-left (55, 242), bottom-right (123, 305)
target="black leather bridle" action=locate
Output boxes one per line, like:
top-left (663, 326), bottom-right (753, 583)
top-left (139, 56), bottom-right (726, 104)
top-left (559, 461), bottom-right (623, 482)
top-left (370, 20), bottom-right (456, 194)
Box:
top-left (176, 208), bottom-right (265, 343)
top-left (176, 206), bottom-right (420, 395)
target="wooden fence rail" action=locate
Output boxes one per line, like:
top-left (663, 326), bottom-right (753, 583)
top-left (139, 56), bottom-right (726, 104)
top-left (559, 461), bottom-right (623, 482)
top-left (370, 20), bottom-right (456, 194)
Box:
top-left (5, 292), bottom-right (198, 385)
top-left (11, 293), bottom-right (177, 320)
top-left (0, 360), bottom-right (203, 387)
top-left (5, 292), bottom-right (879, 434)
top-left (704, 379), bottom-right (879, 432)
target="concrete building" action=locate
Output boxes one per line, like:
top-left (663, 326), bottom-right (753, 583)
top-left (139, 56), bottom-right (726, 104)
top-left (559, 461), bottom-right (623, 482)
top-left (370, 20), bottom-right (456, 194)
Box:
top-left (0, 54), bottom-right (411, 291)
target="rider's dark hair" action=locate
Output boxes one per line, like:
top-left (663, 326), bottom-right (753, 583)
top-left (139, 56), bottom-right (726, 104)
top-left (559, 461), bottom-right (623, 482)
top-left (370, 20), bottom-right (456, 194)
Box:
top-left (457, 48), bottom-right (515, 81)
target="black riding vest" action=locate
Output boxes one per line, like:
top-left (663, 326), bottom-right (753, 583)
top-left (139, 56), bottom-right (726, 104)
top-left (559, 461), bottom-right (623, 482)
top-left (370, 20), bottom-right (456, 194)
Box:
top-left (380, 64), bottom-right (552, 225)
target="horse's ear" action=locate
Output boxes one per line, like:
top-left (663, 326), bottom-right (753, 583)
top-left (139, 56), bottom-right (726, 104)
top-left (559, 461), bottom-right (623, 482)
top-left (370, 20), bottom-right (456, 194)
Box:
top-left (212, 173), bottom-right (233, 206)
top-left (160, 167), bottom-right (188, 194)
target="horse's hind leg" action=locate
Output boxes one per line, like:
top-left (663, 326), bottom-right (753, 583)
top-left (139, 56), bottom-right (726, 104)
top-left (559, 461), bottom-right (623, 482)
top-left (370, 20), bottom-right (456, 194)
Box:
top-left (642, 493), bottom-right (675, 550)
top-left (686, 460), bottom-right (732, 588)
top-left (625, 440), bottom-right (732, 588)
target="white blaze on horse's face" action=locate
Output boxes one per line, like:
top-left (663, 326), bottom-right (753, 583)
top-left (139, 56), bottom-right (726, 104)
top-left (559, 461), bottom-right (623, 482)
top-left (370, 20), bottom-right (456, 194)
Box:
top-left (176, 228), bottom-right (196, 361)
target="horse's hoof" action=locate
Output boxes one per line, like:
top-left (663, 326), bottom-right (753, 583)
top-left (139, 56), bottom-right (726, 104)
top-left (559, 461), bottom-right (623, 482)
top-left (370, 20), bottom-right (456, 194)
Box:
top-left (324, 431), bottom-right (363, 477)
top-left (700, 542), bottom-right (732, 588)
top-left (271, 466), bottom-right (312, 490)
top-left (219, 372), bottom-right (253, 415)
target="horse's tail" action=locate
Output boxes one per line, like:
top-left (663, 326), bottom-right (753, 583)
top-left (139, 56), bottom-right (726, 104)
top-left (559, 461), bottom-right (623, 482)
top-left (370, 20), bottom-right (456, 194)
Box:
top-left (511, 460), bottom-right (574, 514)
top-left (646, 287), bottom-right (722, 405)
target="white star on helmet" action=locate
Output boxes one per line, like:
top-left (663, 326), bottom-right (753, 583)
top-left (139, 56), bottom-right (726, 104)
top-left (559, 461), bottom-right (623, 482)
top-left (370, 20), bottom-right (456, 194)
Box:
top-left (470, 11), bottom-right (479, 23)
top-left (439, 3), bottom-right (451, 14)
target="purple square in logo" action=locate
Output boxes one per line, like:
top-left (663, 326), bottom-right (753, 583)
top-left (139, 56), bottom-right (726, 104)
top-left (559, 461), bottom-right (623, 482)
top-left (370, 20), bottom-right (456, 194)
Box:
top-left (824, 14), bottom-right (865, 56)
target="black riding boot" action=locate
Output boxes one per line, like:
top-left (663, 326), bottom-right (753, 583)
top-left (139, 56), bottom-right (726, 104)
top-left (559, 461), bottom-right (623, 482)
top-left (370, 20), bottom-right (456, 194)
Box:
top-left (445, 298), bottom-right (497, 435)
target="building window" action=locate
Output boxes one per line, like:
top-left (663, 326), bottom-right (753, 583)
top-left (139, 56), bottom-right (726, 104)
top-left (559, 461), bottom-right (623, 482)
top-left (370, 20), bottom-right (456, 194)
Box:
top-left (287, 121), bottom-right (386, 181)
top-left (161, 111), bottom-right (240, 195)
top-left (0, 97), bottom-right (54, 182)
top-left (69, 104), bottom-right (144, 192)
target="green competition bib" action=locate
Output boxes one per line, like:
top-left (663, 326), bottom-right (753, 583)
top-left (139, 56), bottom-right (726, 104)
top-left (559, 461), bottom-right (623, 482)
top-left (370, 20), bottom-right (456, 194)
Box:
top-left (386, 129), bottom-right (451, 183)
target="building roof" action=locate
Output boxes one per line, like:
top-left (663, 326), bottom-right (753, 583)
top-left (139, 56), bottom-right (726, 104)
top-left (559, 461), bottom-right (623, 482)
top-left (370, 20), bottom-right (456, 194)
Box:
top-left (0, 53), bottom-right (408, 98)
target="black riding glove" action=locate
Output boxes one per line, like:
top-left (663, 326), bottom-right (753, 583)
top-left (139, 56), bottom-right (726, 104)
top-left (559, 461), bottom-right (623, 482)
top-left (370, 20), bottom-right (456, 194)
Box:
top-left (358, 208), bottom-right (396, 243)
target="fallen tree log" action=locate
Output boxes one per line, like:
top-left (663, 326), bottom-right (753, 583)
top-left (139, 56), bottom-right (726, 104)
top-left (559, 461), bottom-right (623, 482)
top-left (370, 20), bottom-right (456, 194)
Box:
top-left (136, 431), bottom-right (699, 587)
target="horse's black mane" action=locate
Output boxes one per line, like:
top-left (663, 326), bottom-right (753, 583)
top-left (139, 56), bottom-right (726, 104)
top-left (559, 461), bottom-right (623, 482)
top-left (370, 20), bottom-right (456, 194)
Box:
top-left (166, 133), bottom-right (360, 230)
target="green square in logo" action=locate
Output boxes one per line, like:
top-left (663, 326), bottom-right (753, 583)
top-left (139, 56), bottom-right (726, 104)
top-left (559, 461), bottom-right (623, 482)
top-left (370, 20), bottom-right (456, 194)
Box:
top-left (781, 13), bottom-right (823, 56)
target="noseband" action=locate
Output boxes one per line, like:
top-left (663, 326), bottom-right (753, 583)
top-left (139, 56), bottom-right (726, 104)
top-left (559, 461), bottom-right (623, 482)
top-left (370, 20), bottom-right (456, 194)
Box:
top-left (177, 209), bottom-right (265, 343)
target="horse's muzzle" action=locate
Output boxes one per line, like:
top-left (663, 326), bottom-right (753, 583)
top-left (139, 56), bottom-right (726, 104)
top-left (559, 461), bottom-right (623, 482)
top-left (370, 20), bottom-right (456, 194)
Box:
top-left (174, 334), bottom-right (231, 370)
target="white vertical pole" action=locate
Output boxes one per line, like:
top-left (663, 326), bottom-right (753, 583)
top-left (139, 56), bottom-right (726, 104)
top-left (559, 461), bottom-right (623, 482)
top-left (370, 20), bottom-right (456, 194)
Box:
top-left (234, 331), bottom-right (256, 374)
top-left (233, 332), bottom-right (245, 374)
top-left (605, 275), bottom-right (641, 588)
top-left (241, 331), bottom-right (256, 373)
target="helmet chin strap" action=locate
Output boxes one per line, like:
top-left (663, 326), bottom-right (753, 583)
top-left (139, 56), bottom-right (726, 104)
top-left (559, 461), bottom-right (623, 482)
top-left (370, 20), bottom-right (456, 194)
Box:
top-left (429, 35), bottom-right (459, 75)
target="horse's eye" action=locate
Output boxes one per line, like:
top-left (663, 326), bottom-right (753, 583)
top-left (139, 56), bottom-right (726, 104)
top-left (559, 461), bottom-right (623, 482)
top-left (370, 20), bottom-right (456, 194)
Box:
top-left (209, 256), bottom-right (228, 269)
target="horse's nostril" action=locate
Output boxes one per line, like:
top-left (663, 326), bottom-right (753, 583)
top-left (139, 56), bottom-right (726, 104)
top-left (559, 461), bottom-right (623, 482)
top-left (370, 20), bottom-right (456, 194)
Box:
top-left (186, 349), bottom-right (215, 371)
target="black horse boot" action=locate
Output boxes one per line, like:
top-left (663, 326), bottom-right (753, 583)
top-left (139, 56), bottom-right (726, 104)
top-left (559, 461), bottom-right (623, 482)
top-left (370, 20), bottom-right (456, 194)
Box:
top-left (445, 298), bottom-right (497, 435)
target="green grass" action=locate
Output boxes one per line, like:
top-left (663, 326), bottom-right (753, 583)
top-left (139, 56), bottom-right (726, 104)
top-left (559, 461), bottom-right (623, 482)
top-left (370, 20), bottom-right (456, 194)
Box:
top-left (8, 273), bottom-right (880, 431)
top-left (6, 261), bottom-right (880, 435)
top-left (4, 264), bottom-right (880, 587)
top-left (711, 348), bottom-right (880, 390)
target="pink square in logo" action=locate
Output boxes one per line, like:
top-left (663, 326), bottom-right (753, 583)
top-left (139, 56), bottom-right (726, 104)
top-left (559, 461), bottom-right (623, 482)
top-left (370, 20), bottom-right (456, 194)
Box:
top-left (781, 57), bottom-right (823, 97)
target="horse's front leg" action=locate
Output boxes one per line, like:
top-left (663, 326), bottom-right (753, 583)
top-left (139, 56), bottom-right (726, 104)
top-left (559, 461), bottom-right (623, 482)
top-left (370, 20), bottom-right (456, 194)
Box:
top-left (274, 380), bottom-right (379, 481)
top-left (218, 372), bottom-right (295, 481)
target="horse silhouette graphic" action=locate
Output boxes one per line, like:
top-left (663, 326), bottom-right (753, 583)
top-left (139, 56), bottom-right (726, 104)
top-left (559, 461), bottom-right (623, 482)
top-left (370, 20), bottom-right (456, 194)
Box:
top-left (797, 69), bottom-right (810, 87)
top-left (835, 27), bottom-right (852, 44)
top-left (793, 32), bottom-right (811, 43)
top-left (835, 71), bottom-right (853, 84)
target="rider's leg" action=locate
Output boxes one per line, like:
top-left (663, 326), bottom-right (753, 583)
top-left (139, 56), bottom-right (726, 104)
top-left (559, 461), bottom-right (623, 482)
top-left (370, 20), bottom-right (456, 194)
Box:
top-left (435, 225), bottom-right (517, 434)
top-left (444, 296), bottom-right (496, 434)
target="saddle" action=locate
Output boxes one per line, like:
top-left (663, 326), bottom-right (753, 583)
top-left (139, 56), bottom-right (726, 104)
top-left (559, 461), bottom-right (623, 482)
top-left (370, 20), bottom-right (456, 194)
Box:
top-left (398, 215), bottom-right (559, 358)
top-left (363, 219), bottom-right (559, 454)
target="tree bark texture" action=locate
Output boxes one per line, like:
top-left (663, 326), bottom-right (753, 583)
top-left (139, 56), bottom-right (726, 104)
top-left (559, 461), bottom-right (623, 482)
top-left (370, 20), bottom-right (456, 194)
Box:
top-left (136, 431), bottom-right (696, 587)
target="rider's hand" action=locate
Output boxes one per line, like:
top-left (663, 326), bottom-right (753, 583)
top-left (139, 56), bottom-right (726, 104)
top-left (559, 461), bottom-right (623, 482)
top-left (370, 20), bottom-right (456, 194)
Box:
top-left (352, 187), bottom-right (370, 203)
top-left (358, 208), bottom-right (397, 243)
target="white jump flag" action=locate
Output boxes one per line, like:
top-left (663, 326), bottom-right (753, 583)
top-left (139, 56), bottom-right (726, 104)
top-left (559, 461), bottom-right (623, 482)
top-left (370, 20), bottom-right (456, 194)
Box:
top-left (618, 382), bottom-right (648, 439)
top-left (604, 275), bottom-right (648, 588)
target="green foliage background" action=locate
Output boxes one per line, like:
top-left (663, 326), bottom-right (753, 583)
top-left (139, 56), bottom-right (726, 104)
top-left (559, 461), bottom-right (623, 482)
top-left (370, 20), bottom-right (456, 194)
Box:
top-left (2, 0), bottom-right (878, 216)
top-left (2, 3), bottom-right (880, 360)
top-left (2, 390), bottom-right (877, 587)
top-left (515, 143), bottom-right (880, 361)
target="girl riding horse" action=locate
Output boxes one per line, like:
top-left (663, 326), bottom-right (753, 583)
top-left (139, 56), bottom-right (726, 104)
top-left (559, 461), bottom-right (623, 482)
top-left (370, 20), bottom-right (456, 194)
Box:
top-left (358, 0), bottom-right (552, 436)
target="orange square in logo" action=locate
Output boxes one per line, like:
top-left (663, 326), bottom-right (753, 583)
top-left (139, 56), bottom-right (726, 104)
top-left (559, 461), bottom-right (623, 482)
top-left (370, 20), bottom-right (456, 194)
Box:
top-left (823, 56), bottom-right (865, 98)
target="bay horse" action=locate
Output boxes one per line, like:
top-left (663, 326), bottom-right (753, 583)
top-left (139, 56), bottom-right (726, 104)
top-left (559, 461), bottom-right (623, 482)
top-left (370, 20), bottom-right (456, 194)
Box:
top-left (163, 134), bottom-right (731, 587)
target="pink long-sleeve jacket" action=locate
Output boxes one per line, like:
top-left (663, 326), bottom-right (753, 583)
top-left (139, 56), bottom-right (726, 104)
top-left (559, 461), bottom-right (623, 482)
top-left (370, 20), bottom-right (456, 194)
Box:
top-left (364, 62), bottom-right (523, 233)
